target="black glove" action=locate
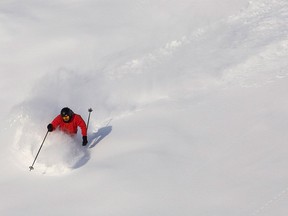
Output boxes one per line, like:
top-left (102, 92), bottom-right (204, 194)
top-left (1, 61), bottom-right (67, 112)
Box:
top-left (47, 123), bottom-right (53, 132)
top-left (82, 136), bottom-right (88, 146)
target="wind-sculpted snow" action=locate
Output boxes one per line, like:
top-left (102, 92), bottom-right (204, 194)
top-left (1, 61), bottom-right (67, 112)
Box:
top-left (100, 0), bottom-right (288, 102)
top-left (221, 0), bottom-right (288, 87)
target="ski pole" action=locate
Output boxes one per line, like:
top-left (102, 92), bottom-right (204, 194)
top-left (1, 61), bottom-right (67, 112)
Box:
top-left (87, 108), bottom-right (93, 131)
top-left (29, 130), bottom-right (49, 171)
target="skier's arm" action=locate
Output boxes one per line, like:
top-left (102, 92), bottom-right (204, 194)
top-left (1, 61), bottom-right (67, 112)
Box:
top-left (77, 115), bottom-right (87, 136)
top-left (50, 115), bottom-right (62, 131)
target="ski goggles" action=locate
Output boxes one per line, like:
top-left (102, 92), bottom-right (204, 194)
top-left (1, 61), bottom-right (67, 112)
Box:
top-left (62, 115), bottom-right (70, 121)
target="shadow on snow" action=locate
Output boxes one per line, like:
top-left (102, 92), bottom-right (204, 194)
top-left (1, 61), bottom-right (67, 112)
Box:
top-left (88, 125), bottom-right (112, 148)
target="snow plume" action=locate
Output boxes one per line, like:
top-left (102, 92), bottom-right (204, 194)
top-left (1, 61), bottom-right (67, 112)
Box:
top-left (9, 100), bottom-right (90, 175)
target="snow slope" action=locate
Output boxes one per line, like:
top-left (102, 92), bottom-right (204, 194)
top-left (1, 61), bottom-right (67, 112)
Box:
top-left (1, 0), bottom-right (288, 215)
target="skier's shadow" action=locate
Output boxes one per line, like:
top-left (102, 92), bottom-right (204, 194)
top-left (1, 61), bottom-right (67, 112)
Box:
top-left (88, 125), bottom-right (112, 148)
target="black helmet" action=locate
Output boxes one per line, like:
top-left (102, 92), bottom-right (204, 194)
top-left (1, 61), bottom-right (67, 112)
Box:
top-left (61, 107), bottom-right (74, 118)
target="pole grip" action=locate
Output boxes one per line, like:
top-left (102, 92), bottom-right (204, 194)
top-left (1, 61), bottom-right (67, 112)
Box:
top-left (87, 108), bottom-right (93, 131)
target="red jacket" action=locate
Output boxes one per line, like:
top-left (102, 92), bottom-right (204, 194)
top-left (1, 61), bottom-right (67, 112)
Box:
top-left (51, 114), bottom-right (87, 136)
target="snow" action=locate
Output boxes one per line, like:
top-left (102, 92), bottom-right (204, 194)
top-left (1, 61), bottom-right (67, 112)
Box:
top-left (1, 0), bottom-right (288, 215)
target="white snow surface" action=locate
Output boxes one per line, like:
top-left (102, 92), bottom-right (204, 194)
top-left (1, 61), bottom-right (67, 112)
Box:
top-left (1, 0), bottom-right (288, 215)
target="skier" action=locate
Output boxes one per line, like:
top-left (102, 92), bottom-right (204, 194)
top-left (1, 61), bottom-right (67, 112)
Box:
top-left (47, 107), bottom-right (88, 146)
